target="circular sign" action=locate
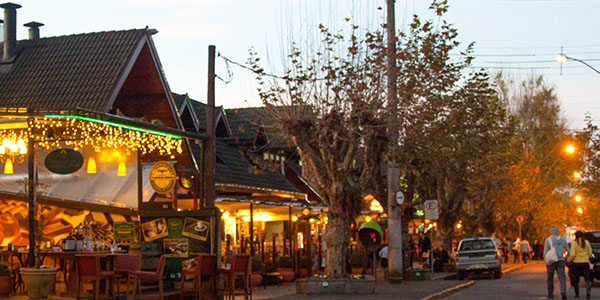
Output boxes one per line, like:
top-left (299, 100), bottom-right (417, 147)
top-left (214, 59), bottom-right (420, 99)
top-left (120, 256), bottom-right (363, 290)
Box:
top-left (44, 148), bottom-right (84, 174)
top-left (516, 215), bottom-right (524, 224)
top-left (179, 173), bottom-right (194, 189)
top-left (396, 191), bottom-right (405, 205)
top-left (149, 161), bottom-right (177, 194)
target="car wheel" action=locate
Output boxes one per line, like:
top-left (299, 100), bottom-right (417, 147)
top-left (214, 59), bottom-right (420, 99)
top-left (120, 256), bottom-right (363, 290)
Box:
top-left (494, 268), bottom-right (502, 279)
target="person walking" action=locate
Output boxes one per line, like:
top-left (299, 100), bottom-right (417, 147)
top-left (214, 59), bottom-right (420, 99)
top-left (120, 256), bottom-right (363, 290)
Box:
top-left (520, 238), bottom-right (531, 264)
top-left (502, 238), bottom-right (510, 263)
top-left (418, 232), bottom-right (431, 266)
top-left (513, 238), bottom-right (521, 263)
top-left (532, 240), bottom-right (541, 260)
top-left (545, 225), bottom-right (569, 300)
top-left (567, 231), bottom-right (592, 299)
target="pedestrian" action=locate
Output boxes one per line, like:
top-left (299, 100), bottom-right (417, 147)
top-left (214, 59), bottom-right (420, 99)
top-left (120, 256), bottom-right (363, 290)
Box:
top-left (513, 238), bottom-right (521, 263)
top-left (545, 225), bottom-right (569, 300)
top-left (532, 240), bottom-right (541, 260)
top-left (567, 231), bottom-right (592, 299)
top-left (408, 238), bottom-right (416, 269)
top-left (418, 232), bottom-right (431, 266)
top-left (502, 238), bottom-right (510, 263)
top-left (379, 244), bottom-right (388, 268)
top-left (520, 238), bottom-right (531, 264)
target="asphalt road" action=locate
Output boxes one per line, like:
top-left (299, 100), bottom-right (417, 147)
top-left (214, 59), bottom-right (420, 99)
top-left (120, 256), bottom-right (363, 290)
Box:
top-left (444, 263), bottom-right (599, 300)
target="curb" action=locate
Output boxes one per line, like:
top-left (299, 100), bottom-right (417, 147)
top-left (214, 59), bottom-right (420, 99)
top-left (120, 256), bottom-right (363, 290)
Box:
top-left (419, 280), bottom-right (475, 300)
top-left (502, 261), bottom-right (541, 274)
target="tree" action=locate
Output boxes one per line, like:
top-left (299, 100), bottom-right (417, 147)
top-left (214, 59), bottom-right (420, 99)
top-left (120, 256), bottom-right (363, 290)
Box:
top-left (250, 22), bottom-right (389, 277)
top-left (392, 1), bottom-right (511, 250)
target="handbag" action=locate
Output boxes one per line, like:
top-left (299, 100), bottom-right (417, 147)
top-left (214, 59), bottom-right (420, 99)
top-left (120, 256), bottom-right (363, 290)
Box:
top-left (545, 239), bottom-right (558, 265)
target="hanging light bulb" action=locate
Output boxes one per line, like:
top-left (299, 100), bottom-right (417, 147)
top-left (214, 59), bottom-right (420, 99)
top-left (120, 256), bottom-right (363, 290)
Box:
top-left (117, 161), bottom-right (126, 176)
top-left (87, 157), bottom-right (97, 174)
top-left (4, 157), bottom-right (13, 175)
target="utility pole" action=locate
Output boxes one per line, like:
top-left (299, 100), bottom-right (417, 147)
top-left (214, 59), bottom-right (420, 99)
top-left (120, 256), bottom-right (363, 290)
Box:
top-left (386, 0), bottom-right (403, 283)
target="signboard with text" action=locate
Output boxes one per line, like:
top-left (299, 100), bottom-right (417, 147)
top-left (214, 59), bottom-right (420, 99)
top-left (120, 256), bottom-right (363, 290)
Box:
top-left (424, 200), bottom-right (439, 220)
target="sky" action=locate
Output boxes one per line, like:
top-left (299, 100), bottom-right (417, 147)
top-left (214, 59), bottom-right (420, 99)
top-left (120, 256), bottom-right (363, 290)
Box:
top-left (9, 0), bottom-right (600, 129)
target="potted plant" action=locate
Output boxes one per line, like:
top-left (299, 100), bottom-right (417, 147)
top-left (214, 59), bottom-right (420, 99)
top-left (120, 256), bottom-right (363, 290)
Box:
top-left (250, 256), bottom-right (264, 288)
top-left (20, 204), bottom-right (57, 299)
top-left (0, 261), bottom-right (13, 297)
top-left (277, 255), bottom-right (295, 283)
top-left (349, 251), bottom-right (366, 275)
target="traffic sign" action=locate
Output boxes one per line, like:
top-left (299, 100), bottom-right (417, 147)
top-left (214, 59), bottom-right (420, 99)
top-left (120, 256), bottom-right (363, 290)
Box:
top-left (396, 191), bottom-right (405, 205)
top-left (516, 215), bottom-right (524, 224)
top-left (424, 200), bottom-right (439, 220)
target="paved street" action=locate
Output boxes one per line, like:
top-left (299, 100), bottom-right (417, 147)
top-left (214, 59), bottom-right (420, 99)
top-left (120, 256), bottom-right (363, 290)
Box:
top-left (445, 263), bottom-right (598, 300)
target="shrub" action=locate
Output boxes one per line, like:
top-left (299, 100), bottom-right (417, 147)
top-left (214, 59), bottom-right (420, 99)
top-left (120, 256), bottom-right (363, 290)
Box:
top-left (0, 261), bottom-right (11, 277)
top-left (251, 256), bottom-right (264, 273)
top-left (277, 255), bottom-right (293, 269)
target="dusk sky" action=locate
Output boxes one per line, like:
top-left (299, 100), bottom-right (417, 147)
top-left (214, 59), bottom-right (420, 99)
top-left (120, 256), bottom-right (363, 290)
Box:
top-left (11, 0), bottom-right (600, 129)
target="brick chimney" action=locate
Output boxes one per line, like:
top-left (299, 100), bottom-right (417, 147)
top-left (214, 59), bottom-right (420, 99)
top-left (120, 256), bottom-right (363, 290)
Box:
top-left (23, 21), bottom-right (43, 40)
top-left (0, 2), bottom-right (21, 63)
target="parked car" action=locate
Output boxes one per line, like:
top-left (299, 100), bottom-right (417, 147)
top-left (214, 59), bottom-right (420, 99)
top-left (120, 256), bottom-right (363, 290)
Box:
top-left (583, 230), bottom-right (600, 283)
top-left (455, 237), bottom-right (502, 280)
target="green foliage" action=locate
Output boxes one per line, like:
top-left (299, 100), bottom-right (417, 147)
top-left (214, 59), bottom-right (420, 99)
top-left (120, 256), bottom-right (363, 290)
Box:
top-left (0, 261), bottom-right (11, 277)
top-left (251, 256), bottom-right (264, 273)
top-left (277, 255), bottom-right (293, 269)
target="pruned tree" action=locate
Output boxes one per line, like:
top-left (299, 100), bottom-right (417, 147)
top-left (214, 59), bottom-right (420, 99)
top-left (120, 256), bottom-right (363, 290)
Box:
top-left (249, 22), bottom-right (389, 277)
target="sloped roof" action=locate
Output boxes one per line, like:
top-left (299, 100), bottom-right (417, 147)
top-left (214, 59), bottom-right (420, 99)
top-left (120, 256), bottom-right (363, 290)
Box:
top-left (0, 29), bottom-right (147, 111)
top-left (225, 107), bottom-right (292, 148)
top-left (190, 139), bottom-right (299, 194)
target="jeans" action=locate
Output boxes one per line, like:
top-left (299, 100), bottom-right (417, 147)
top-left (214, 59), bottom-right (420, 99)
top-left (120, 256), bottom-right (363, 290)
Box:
top-left (547, 260), bottom-right (567, 297)
top-left (522, 252), bottom-right (529, 264)
top-left (513, 250), bottom-right (519, 263)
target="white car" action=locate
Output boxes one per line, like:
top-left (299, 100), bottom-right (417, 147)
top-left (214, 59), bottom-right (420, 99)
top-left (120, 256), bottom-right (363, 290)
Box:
top-left (455, 237), bottom-right (502, 280)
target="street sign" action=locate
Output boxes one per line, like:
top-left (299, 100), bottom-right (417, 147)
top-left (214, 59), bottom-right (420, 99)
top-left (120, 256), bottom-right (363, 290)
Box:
top-left (424, 200), bottom-right (439, 220)
top-left (516, 215), bottom-right (524, 224)
top-left (395, 191), bottom-right (405, 205)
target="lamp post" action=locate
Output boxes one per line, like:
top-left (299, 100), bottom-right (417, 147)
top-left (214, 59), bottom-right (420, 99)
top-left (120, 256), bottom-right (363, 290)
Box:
top-left (556, 54), bottom-right (600, 76)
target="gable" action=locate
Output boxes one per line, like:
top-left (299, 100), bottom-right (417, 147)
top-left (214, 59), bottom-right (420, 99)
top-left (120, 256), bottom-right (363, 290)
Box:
top-left (0, 29), bottom-right (147, 111)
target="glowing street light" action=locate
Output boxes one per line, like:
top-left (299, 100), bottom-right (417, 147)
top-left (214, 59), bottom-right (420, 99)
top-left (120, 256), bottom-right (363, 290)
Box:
top-left (556, 54), bottom-right (600, 76)
top-left (565, 144), bottom-right (576, 154)
top-left (576, 207), bottom-right (584, 215)
top-left (574, 195), bottom-right (582, 202)
top-left (573, 171), bottom-right (582, 180)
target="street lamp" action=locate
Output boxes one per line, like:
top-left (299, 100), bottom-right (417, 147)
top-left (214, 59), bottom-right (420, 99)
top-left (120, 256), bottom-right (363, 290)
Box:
top-left (565, 144), bottom-right (576, 154)
top-left (574, 195), bottom-right (582, 202)
top-left (577, 207), bottom-right (584, 215)
top-left (573, 171), bottom-right (582, 180)
top-left (556, 54), bottom-right (600, 75)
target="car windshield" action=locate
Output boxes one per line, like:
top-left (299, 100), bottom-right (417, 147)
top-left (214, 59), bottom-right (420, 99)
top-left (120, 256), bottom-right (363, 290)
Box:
top-left (459, 239), bottom-right (495, 251)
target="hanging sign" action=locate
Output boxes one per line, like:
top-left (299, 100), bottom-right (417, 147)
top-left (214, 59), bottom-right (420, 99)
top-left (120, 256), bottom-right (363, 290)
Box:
top-left (44, 148), bottom-right (84, 174)
top-left (149, 161), bottom-right (177, 194)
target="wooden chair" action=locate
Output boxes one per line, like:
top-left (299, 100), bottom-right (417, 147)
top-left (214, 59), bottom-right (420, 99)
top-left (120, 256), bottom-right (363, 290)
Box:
top-left (75, 255), bottom-right (115, 300)
top-left (180, 254), bottom-right (217, 300)
top-left (220, 254), bottom-right (251, 300)
top-left (128, 255), bottom-right (166, 300)
top-left (113, 254), bottom-right (141, 299)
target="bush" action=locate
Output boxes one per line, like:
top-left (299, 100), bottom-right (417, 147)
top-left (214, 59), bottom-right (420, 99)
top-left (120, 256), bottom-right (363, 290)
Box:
top-left (277, 255), bottom-right (293, 269)
top-left (0, 261), bottom-right (11, 277)
top-left (251, 256), bottom-right (264, 273)
top-left (349, 251), bottom-right (366, 268)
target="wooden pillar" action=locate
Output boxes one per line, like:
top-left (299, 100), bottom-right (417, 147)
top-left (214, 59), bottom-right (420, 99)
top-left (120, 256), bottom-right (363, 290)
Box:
top-left (27, 131), bottom-right (35, 267)
top-left (204, 45), bottom-right (216, 207)
top-left (288, 206), bottom-right (293, 257)
top-left (305, 223), bottom-right (312, 277)
top-left (250, 201), bottom-right (254, 257)
top-left (272, 236), bottom-right (276, 264)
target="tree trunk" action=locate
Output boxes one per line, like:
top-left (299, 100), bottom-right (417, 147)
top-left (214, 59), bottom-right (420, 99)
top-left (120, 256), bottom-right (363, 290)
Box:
top-left (324, 216), bottom-right (350, 278)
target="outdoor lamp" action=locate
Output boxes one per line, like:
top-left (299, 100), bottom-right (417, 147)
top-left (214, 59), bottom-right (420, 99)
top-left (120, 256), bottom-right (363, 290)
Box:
top-left (573, 171), bottom-right (582, 180)
top-left (87, 157), bottom-right (97, 174)
top-left (575, 195), bottom-right (582, 202)
top-left (117, 161), bottom-right (126, 176)
top-left (565, 144), bottom-right (575, 154)
top-left (577, 207), bottom-right (584, 215)
top-left (3, 157), bottom-right (13, 175)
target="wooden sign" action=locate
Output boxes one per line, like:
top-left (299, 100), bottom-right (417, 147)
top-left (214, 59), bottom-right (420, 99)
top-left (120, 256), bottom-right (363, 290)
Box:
top-left (149, 161), bottom-right (176, 194)
top-left (44, 148), bottom-right (84, 174)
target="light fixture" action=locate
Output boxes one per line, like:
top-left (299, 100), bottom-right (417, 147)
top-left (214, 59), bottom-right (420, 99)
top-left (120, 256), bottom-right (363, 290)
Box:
top-left (302, 208), bottom-right (309, 215)
top-left (365, 216), bottom-right (372, 222)
top-left (3, 157), bottom-right (13, 174)
top-left (292, 216), bottom-right (298, 222)
top-left (117, 161), bottom-right (126, 176)
top-left (87, 157), bottom-right (97, 174)
top-left (575, 195), bottom-right (582, 202)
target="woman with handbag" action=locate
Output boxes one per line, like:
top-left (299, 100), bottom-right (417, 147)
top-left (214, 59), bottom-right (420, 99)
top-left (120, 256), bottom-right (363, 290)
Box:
top-left (545, 225), bottom-right (569, 300)
top-left (567, 231), bottom-right (593, 299)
